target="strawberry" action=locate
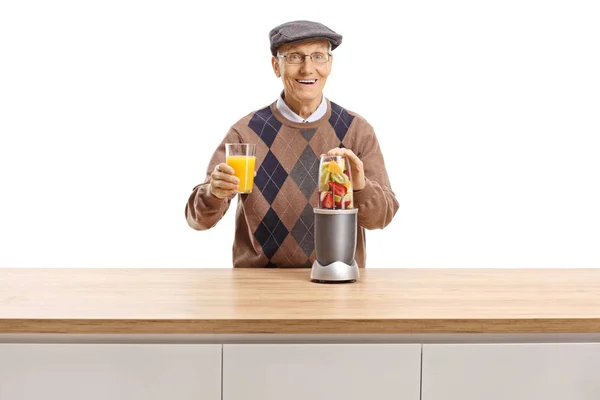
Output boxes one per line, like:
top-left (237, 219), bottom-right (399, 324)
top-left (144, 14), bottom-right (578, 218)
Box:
top-left (328, 182), bottom-right (347, 198)
top-left (321, 192), bottom-right (334, 209)
top-left (334, 200), bottom-right (352, 209)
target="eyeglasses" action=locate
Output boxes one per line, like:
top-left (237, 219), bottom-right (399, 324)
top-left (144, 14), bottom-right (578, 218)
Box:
top-left (277, 52), bottom-right (331, 64)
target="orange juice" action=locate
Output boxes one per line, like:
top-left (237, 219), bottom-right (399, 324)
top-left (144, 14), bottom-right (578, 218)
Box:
top-left (226, 155), bottom-right (256, 193)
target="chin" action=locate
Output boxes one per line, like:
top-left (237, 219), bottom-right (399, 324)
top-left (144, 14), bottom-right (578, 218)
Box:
top-left (299, 88), bottom-right (322, 97)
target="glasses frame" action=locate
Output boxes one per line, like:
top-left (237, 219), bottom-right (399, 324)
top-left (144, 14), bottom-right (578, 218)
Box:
top-left (277, 51), bottom-right (332, 65)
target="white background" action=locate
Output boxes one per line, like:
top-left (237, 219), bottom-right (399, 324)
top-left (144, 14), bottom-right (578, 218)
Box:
top-left (1, 0), bottom-right (599, 268)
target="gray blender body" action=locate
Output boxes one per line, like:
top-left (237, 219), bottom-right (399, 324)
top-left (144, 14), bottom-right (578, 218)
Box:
top-left (310, 208), bottom-right (359, 283)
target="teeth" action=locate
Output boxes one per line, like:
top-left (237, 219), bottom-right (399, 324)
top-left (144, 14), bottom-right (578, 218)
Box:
top-left (297, 79), bottom-right (316, 83)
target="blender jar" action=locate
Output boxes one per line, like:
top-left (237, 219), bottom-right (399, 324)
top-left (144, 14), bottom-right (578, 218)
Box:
top-left (318, 155), bottom-right (354, 210)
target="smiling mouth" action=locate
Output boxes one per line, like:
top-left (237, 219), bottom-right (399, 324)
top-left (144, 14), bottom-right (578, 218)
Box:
top-left (296, 79), bottom-right (317, 85)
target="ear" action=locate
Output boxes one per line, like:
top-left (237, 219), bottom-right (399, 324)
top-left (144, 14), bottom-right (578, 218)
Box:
top-left (271, 56), bottom-right (281, 78)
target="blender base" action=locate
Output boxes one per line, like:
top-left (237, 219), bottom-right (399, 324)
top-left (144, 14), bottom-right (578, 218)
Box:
top-left (310, 260), bottom-right (359, 283)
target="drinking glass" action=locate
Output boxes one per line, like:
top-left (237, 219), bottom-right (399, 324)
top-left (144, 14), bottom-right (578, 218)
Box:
top-left (226, 143), bottom-right (256, 194)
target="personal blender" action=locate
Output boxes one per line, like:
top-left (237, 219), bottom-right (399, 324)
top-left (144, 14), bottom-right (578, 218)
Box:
top-left (310, 155), bottom-right (359, 283)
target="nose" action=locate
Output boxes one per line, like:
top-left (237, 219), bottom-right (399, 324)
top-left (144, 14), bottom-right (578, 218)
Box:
top-left (299, 56), bottom-right (317, 74)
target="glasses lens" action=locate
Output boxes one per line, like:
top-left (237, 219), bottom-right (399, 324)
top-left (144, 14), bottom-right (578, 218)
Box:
top-left (311, 52), bottom-right (327, 63)
top-left (283, 52), bottom-right (329, 64)
top-left (286, 53), bottom-right (303, 64)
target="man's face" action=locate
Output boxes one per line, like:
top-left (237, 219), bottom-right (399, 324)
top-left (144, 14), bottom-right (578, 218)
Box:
top-left (271, 40), bottom-right (333, 106)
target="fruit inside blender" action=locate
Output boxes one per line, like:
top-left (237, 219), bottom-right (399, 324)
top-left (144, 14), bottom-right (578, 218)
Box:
top-left (318, 157), bottom-right (353, 209)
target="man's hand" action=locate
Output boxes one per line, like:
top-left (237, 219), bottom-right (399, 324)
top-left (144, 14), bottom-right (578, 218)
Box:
top-left (209, 163), bottom-right (239, 199)
top-left (326, 148), bottom-right (366, 191)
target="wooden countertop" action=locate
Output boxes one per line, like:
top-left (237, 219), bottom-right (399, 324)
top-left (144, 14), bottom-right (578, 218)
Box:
top-left (1, 268), bottom-right (599, 334)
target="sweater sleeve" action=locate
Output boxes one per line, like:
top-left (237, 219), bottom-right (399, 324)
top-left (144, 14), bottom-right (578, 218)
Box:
top-left (352, 118), bottom-right (400, 230)
top-left (185, 127), bottom-right (241, 230)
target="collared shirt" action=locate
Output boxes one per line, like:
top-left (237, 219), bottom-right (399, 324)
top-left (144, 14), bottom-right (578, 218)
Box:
top-left (276, 92), bottom-right (328, 123)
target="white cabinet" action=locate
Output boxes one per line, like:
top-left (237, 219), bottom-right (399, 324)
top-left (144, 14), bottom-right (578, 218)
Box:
top-left (3, 339), bottom-right (599, 400)
top-left (223, 344), bottom-right (421, 400)
top-left (0, 344), bottom-right (221, 400)
top-left (422, 343), bottom-right (600, 400)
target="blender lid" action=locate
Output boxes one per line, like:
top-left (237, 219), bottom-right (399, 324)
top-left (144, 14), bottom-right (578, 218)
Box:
top-left (313, 208), bottom-right (358, 215)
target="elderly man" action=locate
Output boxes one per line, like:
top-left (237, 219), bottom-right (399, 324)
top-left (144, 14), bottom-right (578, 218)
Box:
top-left (185, 20), bottom-right (399, 268)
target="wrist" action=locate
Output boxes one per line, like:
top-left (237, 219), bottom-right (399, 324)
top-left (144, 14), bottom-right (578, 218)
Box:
top-left (352, 179), bottom-right (373, 204)
top-left (353, 179), bottom-right (366, 192)
top-left (208, 184), bottom-right (225, 200)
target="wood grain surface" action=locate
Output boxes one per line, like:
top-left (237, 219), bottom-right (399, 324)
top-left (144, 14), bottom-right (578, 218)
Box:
top-left (1, 268), bottom-right (599, 334)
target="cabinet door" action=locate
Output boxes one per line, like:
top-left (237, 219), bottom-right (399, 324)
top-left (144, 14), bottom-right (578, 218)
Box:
top-left (0, 344), bottom-right (221, 400)
top-left (223, 344), bottom-right (421, 400)
top-left (422, 343), bottom-right (600, 400)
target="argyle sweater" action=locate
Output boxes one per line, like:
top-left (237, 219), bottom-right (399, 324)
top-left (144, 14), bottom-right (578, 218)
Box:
top-left (185, 99), bottom-right (399, 268)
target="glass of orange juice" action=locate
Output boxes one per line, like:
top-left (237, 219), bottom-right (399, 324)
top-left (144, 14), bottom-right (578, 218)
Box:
top-left (225, 143), bottom-right (256, 194)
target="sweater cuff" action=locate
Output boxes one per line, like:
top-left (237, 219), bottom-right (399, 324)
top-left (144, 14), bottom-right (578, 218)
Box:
top-left (353, 178), bottom-right (375, 206)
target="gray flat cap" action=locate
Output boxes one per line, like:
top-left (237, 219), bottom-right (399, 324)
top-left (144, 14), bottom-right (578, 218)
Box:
top-left (269, 20), bottom-right (342, 56)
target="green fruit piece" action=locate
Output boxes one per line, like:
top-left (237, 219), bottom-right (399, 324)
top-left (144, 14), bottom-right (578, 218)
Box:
top-left (319, 171), bottom-right (330, 191)
top-left (331, 173), bottom-right (347, 184)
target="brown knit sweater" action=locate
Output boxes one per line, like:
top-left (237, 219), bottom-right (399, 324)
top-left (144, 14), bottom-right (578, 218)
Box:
top-left (185, 99), bottom-right (399, 268)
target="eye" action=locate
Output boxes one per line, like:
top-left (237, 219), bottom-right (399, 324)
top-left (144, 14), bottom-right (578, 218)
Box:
top-left (312, 53), bottom-right (325, 60)
top-left (288, 53), bottom-right (302, 61)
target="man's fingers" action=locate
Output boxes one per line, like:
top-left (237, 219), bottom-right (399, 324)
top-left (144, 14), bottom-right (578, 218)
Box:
top-left (344, 150), bottom-right (361, 166)
top-left (325, 148), bottom-right (361, 166)
top-left (212, 165), bottom-right (239, 183)
top-left (215, 162), bottom-right (235, 175)
top-left (213, 171), bottom-right (239, 185)
top-left (213, 179), bottom-right (238, 191)
top-left (219, 163), bottom-right (235, 174)
top-left (210, 184), bottom-right (237, 200)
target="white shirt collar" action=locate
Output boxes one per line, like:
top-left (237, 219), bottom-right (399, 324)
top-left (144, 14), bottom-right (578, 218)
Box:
top-left (276, 92), bottom-right (327, 123)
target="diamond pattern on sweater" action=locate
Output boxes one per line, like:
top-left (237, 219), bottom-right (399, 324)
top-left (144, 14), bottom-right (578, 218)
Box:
top-left (329, 101), bottom-right (355, 142)
top-left (269, 129), bottom-right (307, 173)
top-left (253, 207), bottom-right (289, 260)
top-left (273, 234), bottom-right (300, 265)
top-left (246, 102), bottom-right (357, 267)
top-left (246, 183), bottom-right (270, 218)
top-left (290, 203), bottom-right (315, 257)
top-left (249, 106), bottom-right (282, 147)
top-left (300, 128), bottom-right (317, 142)
top-left (308, 122), bottom-right (343, 155)
top-left (290, 145), bottom-right (319, 200)
top-left (254, 150), bottom-right (288, 205)
top-left (272, 178), bottom-right (305, 232)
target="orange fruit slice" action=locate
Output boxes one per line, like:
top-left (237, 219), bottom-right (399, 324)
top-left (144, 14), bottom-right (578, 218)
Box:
top-left (328, 160), bottom-right (342, 174)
